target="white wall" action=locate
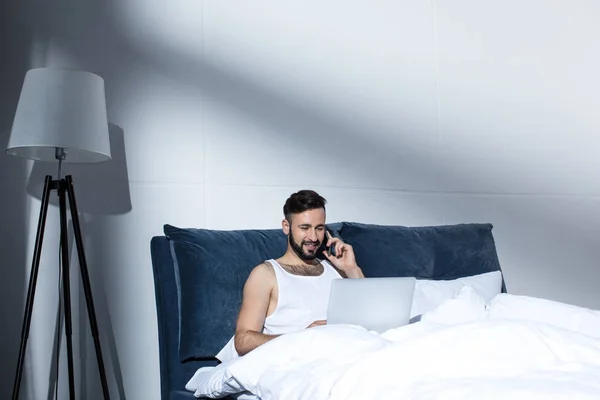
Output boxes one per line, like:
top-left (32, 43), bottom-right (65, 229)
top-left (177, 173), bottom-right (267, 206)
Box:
top-left (1, 0), bottom-right (599, 399)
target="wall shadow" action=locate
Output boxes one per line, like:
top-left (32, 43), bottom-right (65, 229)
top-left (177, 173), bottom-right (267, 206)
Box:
top-left (26, 124), bottom-right (132, 215)
top-left (95, 1), bottom-right (600, 311)
top-left (0, 0), bottom-right (34, 398)
top-left (25, 123), bottom-right (131, 399)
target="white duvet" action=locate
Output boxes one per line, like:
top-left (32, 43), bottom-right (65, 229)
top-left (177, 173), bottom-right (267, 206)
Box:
top-left (187, 288), bottom-right (600, 399)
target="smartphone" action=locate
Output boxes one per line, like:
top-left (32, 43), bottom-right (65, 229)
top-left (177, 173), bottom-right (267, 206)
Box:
top-left (328, 243), bottom-right (337, 257)
top-left (324, 226), bottom-right (337, 257)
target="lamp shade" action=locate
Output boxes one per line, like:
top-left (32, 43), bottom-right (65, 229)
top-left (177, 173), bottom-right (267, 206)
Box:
top-left (6, 68), bottom-right (111, 163)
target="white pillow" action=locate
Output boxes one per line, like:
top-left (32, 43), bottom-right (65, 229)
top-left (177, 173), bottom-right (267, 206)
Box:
top-left (420, 285), bottom-right (488, 325)
top-left (410, 270), bottom-right (503, 318)
top-left (487, 293), bottom-right (600, 339)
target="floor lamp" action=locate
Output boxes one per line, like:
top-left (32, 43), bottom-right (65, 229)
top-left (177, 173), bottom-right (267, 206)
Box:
top-left (6, 68), bottom-right (112, 400)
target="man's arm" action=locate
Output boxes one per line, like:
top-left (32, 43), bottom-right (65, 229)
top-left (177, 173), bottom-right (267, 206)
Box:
top-left (234, 263), bottom-right (280, 356)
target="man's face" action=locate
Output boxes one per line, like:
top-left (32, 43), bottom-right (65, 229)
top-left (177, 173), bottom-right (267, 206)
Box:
top-left (287, 208), bottom-right (326, 262)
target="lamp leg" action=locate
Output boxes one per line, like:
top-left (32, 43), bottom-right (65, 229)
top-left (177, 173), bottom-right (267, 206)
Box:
top-left (58, 180), bottom-right (76, 400)
top-left (65, 175), bottom-right (111, 400)
top-left (12, 175), bottom-right (53, 400)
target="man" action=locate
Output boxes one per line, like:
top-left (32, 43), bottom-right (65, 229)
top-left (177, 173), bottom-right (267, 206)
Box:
top-left (216, 190), bottom-right (364, 361)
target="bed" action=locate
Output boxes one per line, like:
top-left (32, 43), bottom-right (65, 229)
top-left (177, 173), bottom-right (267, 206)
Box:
top-left (150, 221), bottom-right (600, 399)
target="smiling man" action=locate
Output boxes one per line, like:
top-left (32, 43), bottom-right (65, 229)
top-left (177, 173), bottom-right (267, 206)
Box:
top-left (217, 190), bottom-right (365, 360)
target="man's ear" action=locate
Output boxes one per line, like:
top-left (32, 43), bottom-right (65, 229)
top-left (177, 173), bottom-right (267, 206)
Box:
top-left (282, 218), bottom-right (290, 235)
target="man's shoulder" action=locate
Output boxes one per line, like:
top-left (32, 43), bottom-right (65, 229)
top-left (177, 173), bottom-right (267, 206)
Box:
top-left (254, 261), bottom-right (275, 273)
top-left (244, 261), bottom-right (276, 291)
top-left (247, 261), bottom-right (276, 281)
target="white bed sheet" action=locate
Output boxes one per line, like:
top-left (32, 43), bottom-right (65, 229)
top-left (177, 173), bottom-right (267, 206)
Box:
top-left (186, 289), bottom-right (600, 399)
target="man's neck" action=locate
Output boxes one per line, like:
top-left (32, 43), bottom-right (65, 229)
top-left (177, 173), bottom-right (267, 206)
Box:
top-left (277, 252), bottom-right (324, 277)
top-left (278, 250), bottom-right (320, 268)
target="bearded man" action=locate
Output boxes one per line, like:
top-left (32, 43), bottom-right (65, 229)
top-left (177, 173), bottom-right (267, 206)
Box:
top-left (216, 190), bottom-right (365, 361)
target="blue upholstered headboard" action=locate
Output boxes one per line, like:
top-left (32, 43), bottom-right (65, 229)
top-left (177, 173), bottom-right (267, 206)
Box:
top-left (150, 222), bottom-right (506, 399)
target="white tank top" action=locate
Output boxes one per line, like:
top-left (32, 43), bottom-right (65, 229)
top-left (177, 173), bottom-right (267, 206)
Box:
top-left (216, 259), bottom-right (342, 362)
top-left (262, 259), bottom-right (343, 334)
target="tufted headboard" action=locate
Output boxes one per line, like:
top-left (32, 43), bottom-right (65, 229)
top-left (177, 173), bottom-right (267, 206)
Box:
top-left (150, 222), bottom-right (506, 399)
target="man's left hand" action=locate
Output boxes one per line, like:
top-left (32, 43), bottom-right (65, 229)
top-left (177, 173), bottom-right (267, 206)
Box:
top-left (322, 231), bottom-right (365, 278)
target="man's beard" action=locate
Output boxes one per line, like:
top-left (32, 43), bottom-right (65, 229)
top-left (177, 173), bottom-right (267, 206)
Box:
top-left (289, 230), bottom-right (321, 261)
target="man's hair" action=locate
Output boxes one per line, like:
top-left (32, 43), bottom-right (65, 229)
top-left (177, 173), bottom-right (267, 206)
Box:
top-left (283, 190), bottom-right (327, 222)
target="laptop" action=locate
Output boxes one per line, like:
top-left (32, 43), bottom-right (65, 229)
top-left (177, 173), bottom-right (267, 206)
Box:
top-left (327, 277), bottom-right (416, 333)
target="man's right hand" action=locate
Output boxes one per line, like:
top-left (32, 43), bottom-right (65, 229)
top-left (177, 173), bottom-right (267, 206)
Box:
top-left (306, 320), bottom-right (327, 329)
